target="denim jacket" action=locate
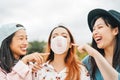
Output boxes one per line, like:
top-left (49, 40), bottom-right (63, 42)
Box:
top-left (82, 55), bottom-right (120, 80)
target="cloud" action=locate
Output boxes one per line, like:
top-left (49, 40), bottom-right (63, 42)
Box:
top-left (0, 0), bottom-right (120, 44)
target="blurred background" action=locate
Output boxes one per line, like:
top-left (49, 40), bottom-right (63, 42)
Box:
top-left (0, 0), bottom-right (120, 59)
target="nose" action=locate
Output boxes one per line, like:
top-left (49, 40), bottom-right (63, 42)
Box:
top-left (92, 29), bottom-right (98, 37)
top-left (23, 39), bottom-right (28, 46)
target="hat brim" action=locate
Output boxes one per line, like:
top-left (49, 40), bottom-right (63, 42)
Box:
top-left (88, 9), bottom-right (112, 32)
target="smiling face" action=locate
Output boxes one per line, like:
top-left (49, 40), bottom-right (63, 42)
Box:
top-left (92, 17), bottom-right (118, 49)
top-left (10, 29), bottom-right (28, 59)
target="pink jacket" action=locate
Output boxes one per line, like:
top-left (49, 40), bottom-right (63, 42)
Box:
top-left (0, 61), bottom-right (33, 80)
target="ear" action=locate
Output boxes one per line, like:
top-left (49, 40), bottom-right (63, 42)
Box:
top-left (69, 43), bottom-right (72, 48)
top-left (113, 27), bottom-right (119, 36)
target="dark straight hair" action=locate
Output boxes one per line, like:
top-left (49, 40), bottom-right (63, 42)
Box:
top-left (0, 24), bottom-right (24, 73)
top-left (90, 15), bottom-right (120, 79)
top-left (0, 33), bottom-right (15, 73)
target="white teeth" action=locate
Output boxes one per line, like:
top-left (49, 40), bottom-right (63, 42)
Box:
top-left (95, 37), bottom-right (101, 42)
top-left (96, 38), bottom-right (100, 41)
top-left (97, 38), bottom-right (100, 41)
top-left (21, 48), bottom-right (27, 50)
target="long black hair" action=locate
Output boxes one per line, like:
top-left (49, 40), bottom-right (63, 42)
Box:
top-left (90, 15), bottom-right (120, 79)
top-left (0, 24), bottom-right (24, 73)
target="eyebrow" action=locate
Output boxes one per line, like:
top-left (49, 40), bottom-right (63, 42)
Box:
top-left (62, 33), bottom-right (68, 35)
top-left (15, 35), bottom-right (27, 38)
top-left (93, 24), bottom-right (103, 29)
top-left (53, 32), bottom-right (68, 35)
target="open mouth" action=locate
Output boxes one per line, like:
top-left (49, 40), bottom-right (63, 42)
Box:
top-left (21, 47), bottom-right (27, 52)
top-left (95, 36), bottom-right (102, 44)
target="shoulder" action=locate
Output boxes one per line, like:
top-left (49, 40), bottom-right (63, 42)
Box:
top-left (37, 61), bottom-right (53, 72)
top-left (0, 67), bottom-right (7, 79)
top-left (80, 65), bottom-right (89, 74)
top-left (118, 73), bottom-right (120, 80)
top-left (81, 55), bottom-right (91, 72)
top-left (0, 67), bottom-right (6, 74)
top-left (80, 65), bottom-right (90, 80)
top-left (82, 55), bottom-right (90, 64)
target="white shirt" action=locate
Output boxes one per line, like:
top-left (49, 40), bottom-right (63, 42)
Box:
top-left (34, 62), bottom-right (90, 80)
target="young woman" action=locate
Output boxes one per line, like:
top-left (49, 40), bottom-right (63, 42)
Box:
top-left (78, 9), bottom-right (120, 80)
top-left (0, 23), bottom-right (43, 80)
top-left (34, 25), bottom-right (90, 80)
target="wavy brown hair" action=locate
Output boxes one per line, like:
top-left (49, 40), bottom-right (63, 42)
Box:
top-left (46, 25), bottom-right (81, 80)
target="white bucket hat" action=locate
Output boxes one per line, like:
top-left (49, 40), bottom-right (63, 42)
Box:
top-left (0, 23), bottom-right (25, 47)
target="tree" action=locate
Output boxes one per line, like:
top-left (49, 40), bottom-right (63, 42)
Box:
top-left (27, 40), bottom-right (46, 54)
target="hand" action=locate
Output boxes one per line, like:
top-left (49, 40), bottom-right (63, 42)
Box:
top-left (31, 53), bottom-right (49, 72)
top-left (29, 62), bottom-right (42, 73)
top-left (21, 52), bottom-right (44, 64)
top-left (21, 52), bottom-right (49, 64)
top-left (72, 43), bottom-right (87, 53)
top-left (77, 44), bottom-right (98, 57)
top-left (21, 52), bottom-right (49, 72)
top-left (77, 44), bottom-right (87, 53)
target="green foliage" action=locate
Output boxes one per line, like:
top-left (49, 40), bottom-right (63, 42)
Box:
top-left (76, 43), bottom-right (91, 60)
top-left (27, 40), bottom-right (90, 60)
top-left (76, 49), bottom-right (88, 60)
top-left (27, 40), bottom-right (46, 54)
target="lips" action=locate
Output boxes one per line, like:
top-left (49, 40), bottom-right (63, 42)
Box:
top-left (94, 36), bottom-right (102, 44)
top-left (21, 47), bottom-right (27, 50)
top-left (21, 47), bottom-right (27, 52)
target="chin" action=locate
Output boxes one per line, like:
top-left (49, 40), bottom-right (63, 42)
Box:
top-left (20, 52), bottom-right (27, 55)
top-left (97, 45), bottom-right (103, 49)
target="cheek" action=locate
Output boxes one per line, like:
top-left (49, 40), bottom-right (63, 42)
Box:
top-left (67, 39), bottom-right (71, 48)
top-left (10, 43), bottom-right (16, 51)
top-left (10, 41), bottom-right (20, 49)
top-left (10, 43), bottom-right (17, 54)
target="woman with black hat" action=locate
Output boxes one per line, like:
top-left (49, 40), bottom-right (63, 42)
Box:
top-left (77, 9), bottom-right (120, 80)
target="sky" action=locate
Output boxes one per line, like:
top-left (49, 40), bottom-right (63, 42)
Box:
top-left (0, 0), bottom-right (120, 45)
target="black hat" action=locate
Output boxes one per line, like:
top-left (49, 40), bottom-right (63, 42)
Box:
top-left (88, 8), bottom-right (120, 32)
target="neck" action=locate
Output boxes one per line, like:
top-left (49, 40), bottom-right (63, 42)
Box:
top-left (104, 39), bottom-right (116, 57)
top-left (50, 54), bottom-right (66, 72)
top-left (14, 54), bottom-right (20, 60)
top-left (104, 48), bottom-right (113, 58)
top-left (104, 40), bottom-right (116, 65)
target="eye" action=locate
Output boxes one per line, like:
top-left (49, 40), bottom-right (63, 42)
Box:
top-left (52, 36), bottom-right (56, 38)
top-left (93, 28), bottom-right (95, 31)
top-left (63, 36), bottom-right (67, 38)
top-left (98, 26), bottom-right (103, 29)
top-left (26, 37), bottom-right (28, 40)
top-left (19, 37), bottom-right (24, 40)
top-left (93, 25), bottom-right (103, 31)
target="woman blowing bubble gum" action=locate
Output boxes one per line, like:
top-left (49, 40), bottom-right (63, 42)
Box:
top-left (34, 25), bottom-right (90, 80)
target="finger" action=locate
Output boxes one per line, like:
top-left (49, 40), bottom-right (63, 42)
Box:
top-left (40, 53), bottom-right (50, 56)
top-left (37, 54), bottom-right (44, 64)
top-left (27, 52), bottom-right (47, 64)
top-left (27, 53), bottom-right (40, 63)
top-left (32, 64), bottom-right (42, 72)
top-left (33, 53), bottom-right (44, 64)
top-left (40, 53), bottom-right (49, 62)
top-left (77, 46), bottom-right (86, 53)
top-left (71, 43), bottom-right (79, 47)
top-left (35, 63), bottom-right (42, 69)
